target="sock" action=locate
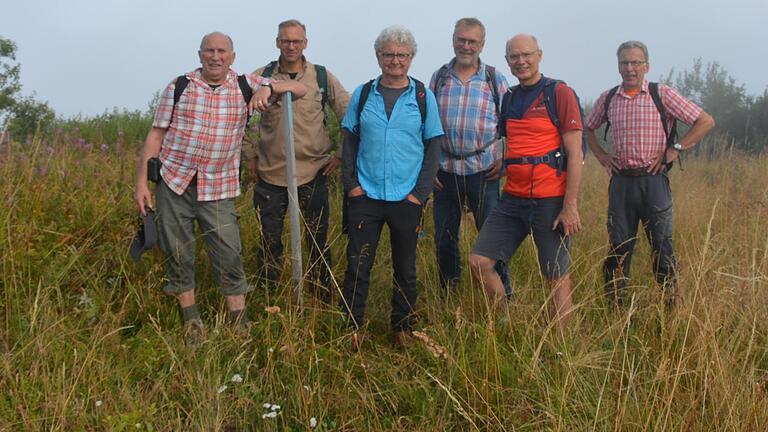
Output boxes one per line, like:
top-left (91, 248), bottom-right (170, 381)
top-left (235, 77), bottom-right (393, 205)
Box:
top-left (181, 304), bottom-right (200, 323)
top-left (229, 309), bottom-right (250, 325)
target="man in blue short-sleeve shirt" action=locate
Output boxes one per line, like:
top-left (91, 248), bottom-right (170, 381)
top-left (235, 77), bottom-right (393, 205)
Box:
top-left (340, 25), bottom-right (445, 350)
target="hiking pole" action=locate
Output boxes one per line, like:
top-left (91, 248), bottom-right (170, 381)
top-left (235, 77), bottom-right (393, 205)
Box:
top-left (282, 92), bottom-right (304, 309)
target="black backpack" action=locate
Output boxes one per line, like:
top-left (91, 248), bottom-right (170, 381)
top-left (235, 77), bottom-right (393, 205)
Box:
top-left (170, 74), bottom-right (253, 123)
top-left (601, 82), bottom-right (679, 168)
top-left (500, 77), bottom-right (588, 176)
top-left (261, 61), bottom-right (329, 126)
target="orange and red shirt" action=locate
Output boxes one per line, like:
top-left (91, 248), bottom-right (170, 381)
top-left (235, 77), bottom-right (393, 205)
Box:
top-left (503, 81), bottom-right (582, 198)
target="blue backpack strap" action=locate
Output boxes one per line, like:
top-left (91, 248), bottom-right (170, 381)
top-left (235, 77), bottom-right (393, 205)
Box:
top-left (602, 85), bottom-right (620, 140)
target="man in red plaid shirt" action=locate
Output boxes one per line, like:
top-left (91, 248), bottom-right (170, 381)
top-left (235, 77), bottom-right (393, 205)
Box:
top-left (134, 32), bottom-right (306, 345)
top-left (586, 40), bottom-right (715, 308)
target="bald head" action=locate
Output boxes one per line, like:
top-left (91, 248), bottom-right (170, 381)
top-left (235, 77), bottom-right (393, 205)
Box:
top-left (200, 32), bottom-right (234, 51)
top-left (505, 33), bottom-right (539, 54)
top-left (505, 33), bottom-right (543, 86)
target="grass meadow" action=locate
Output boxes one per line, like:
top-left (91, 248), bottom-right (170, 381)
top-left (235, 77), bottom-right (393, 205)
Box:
top-left (1, 133), bottom-right (767, 431)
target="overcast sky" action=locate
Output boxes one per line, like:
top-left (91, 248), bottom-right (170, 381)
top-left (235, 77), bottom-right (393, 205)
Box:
top-left (4, 0), bottom-right (767, 117)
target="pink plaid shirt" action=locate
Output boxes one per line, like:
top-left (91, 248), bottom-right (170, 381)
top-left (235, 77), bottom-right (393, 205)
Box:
top-left (586, 81), bottom-right (702, 169)
top-left (153, 68), bottom-right (267, 201)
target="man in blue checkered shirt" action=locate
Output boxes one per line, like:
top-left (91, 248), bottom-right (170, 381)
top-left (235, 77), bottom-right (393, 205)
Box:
top-left (429, 17), bottom-right (511, 299)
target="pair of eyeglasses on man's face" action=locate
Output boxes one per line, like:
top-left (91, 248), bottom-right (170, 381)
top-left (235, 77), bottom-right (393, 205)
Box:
top-left (278, 39), bottom-right (305, 47)
top-left (506, 50), bottom-right (540, 62)
top-left (618, 60), bottom-right (647, 68)
top-left (379, 52), bottom-right (412, 61)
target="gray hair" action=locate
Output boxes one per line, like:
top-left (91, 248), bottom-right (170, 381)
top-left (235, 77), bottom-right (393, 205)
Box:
top-left (454, 17), bottom-right (486, 41)
top-left (505, 33), bottom-right (539, 53)
top-left (374, 26), bottom-right (417, 56)
top-left (616, 40), bottom-right (649, 61)
top-left (277, 19), bottom-right (307, 36)
top-left (200, 32), bottom-right (234, 51)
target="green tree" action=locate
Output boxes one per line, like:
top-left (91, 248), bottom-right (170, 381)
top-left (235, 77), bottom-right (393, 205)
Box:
top-left (0, 36), bottom-right (22, 120)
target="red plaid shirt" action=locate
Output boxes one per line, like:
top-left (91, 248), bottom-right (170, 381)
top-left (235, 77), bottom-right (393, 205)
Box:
top-left (586, 80), bottom-right (702, 169)
top-left (153, 68), bottom-right (267, 201)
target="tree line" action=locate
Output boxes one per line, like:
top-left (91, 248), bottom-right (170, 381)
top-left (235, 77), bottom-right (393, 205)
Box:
top-left (1, 36), bottom-right (766, 153)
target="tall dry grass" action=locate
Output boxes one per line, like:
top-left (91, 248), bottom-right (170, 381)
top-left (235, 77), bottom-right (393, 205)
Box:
top-left (0, 134), bottom-right (766, 431)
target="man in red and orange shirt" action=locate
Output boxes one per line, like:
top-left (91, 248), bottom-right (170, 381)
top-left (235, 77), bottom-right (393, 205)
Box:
top-left (470, 34), bottom-right (583, 331)
top-left (134, 32), bottom-right (305, 345)
top-left (586, 40), bottom-right (714, 308)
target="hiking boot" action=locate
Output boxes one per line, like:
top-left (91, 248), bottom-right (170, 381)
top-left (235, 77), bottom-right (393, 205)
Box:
top-left (183, 318), bottom-right (207, 347)
top-left (392, 330), bottom-right (413, 351)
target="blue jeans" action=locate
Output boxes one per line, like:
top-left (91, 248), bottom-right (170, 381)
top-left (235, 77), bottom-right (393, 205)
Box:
top-left (432, 170), bottom-right (511, 298)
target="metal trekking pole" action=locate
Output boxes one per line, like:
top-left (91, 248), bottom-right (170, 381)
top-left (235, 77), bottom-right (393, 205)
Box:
top-left (282, 92), bottom-right (304, 308)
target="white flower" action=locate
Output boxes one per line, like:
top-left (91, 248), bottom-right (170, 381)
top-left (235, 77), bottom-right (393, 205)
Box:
top-left (95, 400), bottom-right (103, 407)
top-left (268, 348), bottom-right (274, 353)
top-left (303, 385), bottom-right (310, 391)
top-left (217, 385), bottom-right (228, 394)
top-left (230, 374), bottom-right (243, 383)
top-left (310, 417), bottom-right (318, 428)
top-left (262, 411), bottom-right (279, 419)
top-left (271, 404), bottom-right (281, 411)
top-left (263, 402), bottom-right (272, 409)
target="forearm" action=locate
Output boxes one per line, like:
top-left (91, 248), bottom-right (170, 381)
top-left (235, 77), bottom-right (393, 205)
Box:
top-left (679, 112), bottom-right (716, 149)
top-left (586, 128), bottom-right (607, 156)
top-left (271, 80), bottom-right (307, 99)
top-left (341, 130), bottom-right (361, 194)
top-left (136, 128), bottom-right (165, 187)
top-left (411, 135), bottom-right (443, 203)
top-left (562, 131), bottom-right (583, 208)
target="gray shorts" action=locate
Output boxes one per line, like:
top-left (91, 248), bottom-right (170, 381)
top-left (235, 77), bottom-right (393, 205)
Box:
top-left (156, 179), bottom-right (251, 296)
top-left (472, 195), bottom-right (571, 279)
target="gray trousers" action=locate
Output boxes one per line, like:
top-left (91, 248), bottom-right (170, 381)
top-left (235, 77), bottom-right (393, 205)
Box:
top-left (156, 179), bottom-right (250, 296)
top-left (604, 172), bottom-right (676, 304)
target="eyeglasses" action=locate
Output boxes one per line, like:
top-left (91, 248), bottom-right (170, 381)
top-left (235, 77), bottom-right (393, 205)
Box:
top-left (619, 60), bottom-right (647, 68)
top-left (454, 37), bottom-right (482, 48)
top-left (379, 52), bottom-right (412, 61)
top-left (278, 39), bottom-right (305, 47)
top-left (506, 50), bottom-right (539, 62)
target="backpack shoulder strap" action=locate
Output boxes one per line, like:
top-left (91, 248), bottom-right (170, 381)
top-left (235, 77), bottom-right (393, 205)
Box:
top-left (261, 61), bottom-right (278, 78)
top-left (484, 65), bottom-right (500, 114)
top-left (499, 86), bottom-right (517, 138)
top-left (173, 75), bottom-right (190, 107)
top-left (648, 82), bottom-right (673, 140)
top-left (413, 78), bottom-right (427, 124)
top-left (602, 85), bottom-right (621, 140)
top-left (237, 75), bottom-right (253, 104)
top-left (433, 64), bottom-right (451, 93)
top-left (169, 75), bottom-right (190, 124)
top-left (541, 78), bottom-right (562, 129)
top-left (314, 64), bottom-right (328, 111)
top-left (355, 79), bottom-right (376, 135)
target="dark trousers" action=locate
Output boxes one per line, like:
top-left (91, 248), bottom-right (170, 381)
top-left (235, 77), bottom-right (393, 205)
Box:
top-left (432, 169), bottom-right (511, 298)
top-left (253, 172), bottom-right (332, 299)
top-left (340, 196), bottom-right (422, 332)
top-left (604, 172), bottom-right (677, 305)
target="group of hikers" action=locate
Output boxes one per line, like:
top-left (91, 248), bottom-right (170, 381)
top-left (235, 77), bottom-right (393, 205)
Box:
top-left (133, 17), bottom-right (715, 349)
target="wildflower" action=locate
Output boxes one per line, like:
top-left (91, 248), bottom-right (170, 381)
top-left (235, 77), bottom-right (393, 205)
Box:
top-left (46, 146), bottom-right (55, 155)
top-left (230, 373), bottom-right (243, 383)
top-left (263, 403), bottom-right (272, 409)
top-left (217, 385), bottom-right (228, 394)
top-left (262, 411), bottom-right (278, 419)
top-left (268, 348), bottom-right (274, 353)
top-left (95, 400), bottom-right (103, 407)
top-left (100, 143), bottom-right (109, 153)
top-left (271, 404), bottom-right (281, 411)
top-left (265, 305), bottom-right (281, 314)
top-left (309, 417), bottom-right (318, 428)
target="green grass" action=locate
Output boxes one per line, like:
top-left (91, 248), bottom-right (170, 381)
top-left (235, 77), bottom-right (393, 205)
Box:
top-left (1, 135), bottom-right (767, 431)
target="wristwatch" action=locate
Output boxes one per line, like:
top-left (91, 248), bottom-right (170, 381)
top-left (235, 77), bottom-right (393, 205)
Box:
top-left (672, 142), bottom-right (683, 151)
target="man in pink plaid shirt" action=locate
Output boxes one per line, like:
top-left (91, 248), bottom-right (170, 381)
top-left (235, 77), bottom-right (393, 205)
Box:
top-left (586, 40), bottom-right (715, 309)
top-left (134, 32), bottom-right (306, 346)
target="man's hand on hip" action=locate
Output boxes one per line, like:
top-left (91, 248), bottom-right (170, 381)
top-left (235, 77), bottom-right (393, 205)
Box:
top-left (323, 156), bottom-right (342, 176)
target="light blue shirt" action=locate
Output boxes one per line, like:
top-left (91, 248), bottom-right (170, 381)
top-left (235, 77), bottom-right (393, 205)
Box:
top-left (342, 76), bottom-right (444, 201)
